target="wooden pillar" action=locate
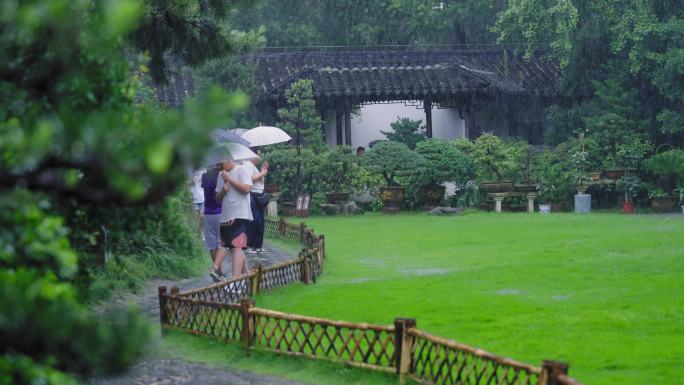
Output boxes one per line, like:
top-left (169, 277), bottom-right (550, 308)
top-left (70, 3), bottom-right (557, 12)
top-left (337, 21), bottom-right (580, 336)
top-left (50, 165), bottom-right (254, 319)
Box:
top-left (394, 318), bottom-right (417, 375)
top-left (344, 110), bottom-right (352, 146)
top-left (540, 360), bottom-right (569, 385)
top-left (466, 98), bottom-right (478, 140)
top-left (158, 286), bottom-right (168, 326)
top-left (424, 99), bottom-right (433, 138)
top-left (240, 298), bottom-right (255, 349)
top-left (335, 110), bottom-right (343, 146)
top-left (251, 264), bottom-right (263, 294)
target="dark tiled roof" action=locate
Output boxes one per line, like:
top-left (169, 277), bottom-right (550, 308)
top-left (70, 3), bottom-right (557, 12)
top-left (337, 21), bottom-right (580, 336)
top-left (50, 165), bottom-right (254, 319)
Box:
top-left (245, 50), bottom-right (560, 101)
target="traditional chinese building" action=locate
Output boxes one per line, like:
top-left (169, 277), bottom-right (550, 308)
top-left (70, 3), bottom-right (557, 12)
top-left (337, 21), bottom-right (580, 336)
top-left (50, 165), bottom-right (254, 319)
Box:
top-left (246, 48), bottom-right (561, 147)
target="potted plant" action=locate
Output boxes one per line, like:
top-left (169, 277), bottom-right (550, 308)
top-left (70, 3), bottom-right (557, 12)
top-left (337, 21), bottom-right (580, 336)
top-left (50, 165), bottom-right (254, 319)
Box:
top-left (467, 134), bottom-right (522, 192)
top-left (645, 148), bottom-right (684, 205)
top-left (364, 141), bottom-right (426, 213)
top-left (616, 175), bottom-right (642, 214)
top-left (648, 187), bottom-right (674, 213)
top-left (514, 146), bottom-right (540, 192)
top-left (414, 138), bottom-right (472, 206)
top-left (322, 146), bottom-right (354, 204)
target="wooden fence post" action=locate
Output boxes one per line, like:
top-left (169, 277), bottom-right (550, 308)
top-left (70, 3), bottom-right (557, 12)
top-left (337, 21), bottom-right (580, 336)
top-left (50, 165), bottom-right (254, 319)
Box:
top-left (278, 217), bottom-right (286, 237)
top-left (251, 264), bottom-right (263, 295)
top-left (540, 360), bottom-right (569, 385)
top-left (319, 234), bottom-right (325, 262)
top-left (394, 318), bottom-right (417, 376)
top-left (158, 286), bottom-right (168, 333)
top-left (301, 254), bottom-right (312, 284)
top-left (299, 222), bottom-right (306, 243)
top-left (240, 298), bottom-right (255, 350)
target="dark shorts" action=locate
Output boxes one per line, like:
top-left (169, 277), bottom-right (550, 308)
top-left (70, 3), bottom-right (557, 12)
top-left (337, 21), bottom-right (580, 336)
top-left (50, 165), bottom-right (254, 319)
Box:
top-left (220, 219), bottom-right (249, 249)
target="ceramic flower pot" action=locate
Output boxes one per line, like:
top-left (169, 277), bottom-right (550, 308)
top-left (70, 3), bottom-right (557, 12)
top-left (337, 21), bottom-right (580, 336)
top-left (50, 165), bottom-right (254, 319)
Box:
top-left (380, 186), bottom-right (405, 214)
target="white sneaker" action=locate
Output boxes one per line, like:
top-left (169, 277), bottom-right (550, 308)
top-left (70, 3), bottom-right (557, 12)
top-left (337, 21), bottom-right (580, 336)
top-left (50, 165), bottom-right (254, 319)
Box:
top-left (246, 248), bottom-right (257, 255)
top-left (256, 248), bottom-right (267, 254)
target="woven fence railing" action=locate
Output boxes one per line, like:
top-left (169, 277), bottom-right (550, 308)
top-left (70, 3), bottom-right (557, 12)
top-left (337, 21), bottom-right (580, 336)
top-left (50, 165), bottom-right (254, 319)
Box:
top-left (159, 217), bottom-right (587, 385)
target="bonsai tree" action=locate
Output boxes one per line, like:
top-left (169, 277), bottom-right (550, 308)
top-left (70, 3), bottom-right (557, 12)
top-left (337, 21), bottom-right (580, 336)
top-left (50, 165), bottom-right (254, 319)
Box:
top-left (415, 138), bottom-right (472, 188)
top-left (644, 149), bottom-right (684, 192)
top-left (322, 145), bottom-right (355, 192)
top-left (364, 141), bottom-right (426, 187)
top-left (381, 117), bottom-right (427, 150)
top-left (468, 134), bottom-right (520, 182)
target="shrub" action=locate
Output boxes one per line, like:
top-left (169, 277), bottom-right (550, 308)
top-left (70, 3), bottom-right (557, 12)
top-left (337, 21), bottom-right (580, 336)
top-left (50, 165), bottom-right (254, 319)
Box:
top-left (414, 138), bottom-right (472, 187)
top-left (363, 141), bottom-right (426, 187)
top-left (462, 134), bottom-right (526, 182)
top-left (381, 118), bottom-right (427, 150)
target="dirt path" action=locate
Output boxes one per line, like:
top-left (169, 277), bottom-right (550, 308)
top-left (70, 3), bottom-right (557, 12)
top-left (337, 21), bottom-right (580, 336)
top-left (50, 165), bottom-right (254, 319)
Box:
top-left (88, 241), bottom-right (313, 385)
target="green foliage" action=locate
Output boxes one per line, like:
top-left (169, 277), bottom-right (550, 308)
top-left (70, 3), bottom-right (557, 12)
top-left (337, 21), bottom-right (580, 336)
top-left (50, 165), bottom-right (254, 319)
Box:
top-left (0, 1), bottom-right (248, 383)
top-left (414, 138), bottom-right (472, 186)
top-left (0, 192), bottom-right (151, 383)
top-left (278, 80), bottom-right (325, 152)
top-left (131, 0), bottom-right (258, 81)
top-left (229, 0), bottom-right (504, 47)
top-left (381, 118), bottom-right (427, 150)
top-left (644, 149), bottom-right (684, 178)
top-left (616, 175), bottom-right (643, 202)
top-left (320, 146), bottom-right (356, 191)
top-left (493, 0), bottom-right (578, 67)
top-left (647, 187), bottom-right (668, 199)
top-left (363, 141), bottom-right (426, 187)
top-left (461, 134), bottom-right (526, 182)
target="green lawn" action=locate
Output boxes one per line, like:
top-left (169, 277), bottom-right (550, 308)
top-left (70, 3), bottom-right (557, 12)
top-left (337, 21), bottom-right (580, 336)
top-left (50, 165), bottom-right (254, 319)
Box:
top-left (256, 212), bottom-right (684, 385)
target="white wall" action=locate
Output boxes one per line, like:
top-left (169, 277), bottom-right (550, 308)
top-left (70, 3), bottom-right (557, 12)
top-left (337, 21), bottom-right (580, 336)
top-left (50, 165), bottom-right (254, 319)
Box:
top-left (325, 102), bottom-right (465, 149)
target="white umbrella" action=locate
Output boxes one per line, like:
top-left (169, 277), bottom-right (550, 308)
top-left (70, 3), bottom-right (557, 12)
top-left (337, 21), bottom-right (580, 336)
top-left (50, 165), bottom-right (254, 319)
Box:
top-left (242, 126), bottom-right (291, 147)
top-left (204, 143), bottom-right (258, 166)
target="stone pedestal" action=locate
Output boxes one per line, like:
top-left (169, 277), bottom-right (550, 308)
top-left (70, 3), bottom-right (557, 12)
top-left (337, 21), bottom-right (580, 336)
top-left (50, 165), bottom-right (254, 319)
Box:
top-left (267, 193), bottom-right (280, 217)
top-left (526, 193), bottom-right (538, 213)
top-left (491, 193), bottom-right (506, 213)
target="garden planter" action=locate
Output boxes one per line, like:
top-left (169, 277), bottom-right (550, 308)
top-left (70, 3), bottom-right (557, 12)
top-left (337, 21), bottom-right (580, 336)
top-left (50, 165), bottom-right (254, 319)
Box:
top-left (481, 181), bottom-right (513, 193)
top-left (380, 186), bottom-right (405, 214)
top-left (326, 192), bottom-right (350, 204)
top-left (264, 184), bottom-right (279, 194)
top-left (281, 201), bottom-right (297, 217)
top-left (623, 201), bottom-right (635, 214)
top-left (574, 194), bottom-right (591, 213)
top-left (513, 183), bottom-right (539, 193)
top-left (539, 204), bottom-right (551, 214)
top-left (651, 197), bottom-right (675, 213)
top-left (603, 169), bottom-right (626, 180)
top-left (550, 202), bottom-right (570, 212)
top-left (589, 172), bottom-right (601, 182)
top-left (421, 184), bottom-right (446, 206)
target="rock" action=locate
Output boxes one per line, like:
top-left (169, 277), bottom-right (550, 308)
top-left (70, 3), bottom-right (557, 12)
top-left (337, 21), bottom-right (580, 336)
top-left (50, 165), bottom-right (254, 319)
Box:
top-left (429, 206), bottom-right (463, 216)
top-left (319, 201), bottom-right (364, 215)
top-left (341, 201), bottom-right (364, 215)
top-left (319, 203), bottom-right (341, 215)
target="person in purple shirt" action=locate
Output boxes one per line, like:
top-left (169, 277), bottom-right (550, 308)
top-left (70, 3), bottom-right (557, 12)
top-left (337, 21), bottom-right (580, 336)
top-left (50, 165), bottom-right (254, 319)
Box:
top-left (201, 164), bottom-right (225, 279)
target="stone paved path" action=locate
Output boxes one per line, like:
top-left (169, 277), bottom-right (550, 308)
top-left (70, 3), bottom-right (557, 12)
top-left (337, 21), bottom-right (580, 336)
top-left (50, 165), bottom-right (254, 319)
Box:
top-left (88, 241), bottom-right (313, 385)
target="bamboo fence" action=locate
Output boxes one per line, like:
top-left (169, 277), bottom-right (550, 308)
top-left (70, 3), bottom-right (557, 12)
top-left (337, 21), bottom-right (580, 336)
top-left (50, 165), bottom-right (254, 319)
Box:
top-left (158, 218), bottom-right (587, 385)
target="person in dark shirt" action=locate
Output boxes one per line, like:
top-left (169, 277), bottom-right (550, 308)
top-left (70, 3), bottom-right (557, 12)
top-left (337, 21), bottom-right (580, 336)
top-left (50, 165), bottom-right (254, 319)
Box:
top-left (201, 164), bottom-right (224, 278)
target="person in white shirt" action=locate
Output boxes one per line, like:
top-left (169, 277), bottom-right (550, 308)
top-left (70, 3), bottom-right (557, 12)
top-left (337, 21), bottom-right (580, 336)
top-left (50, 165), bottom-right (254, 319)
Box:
top-left (211, 156), bottom-right (253, 282)
top-left (243, 150), bottom-right (269, 254)
top-left (189, 169), bottom-right (205, 235)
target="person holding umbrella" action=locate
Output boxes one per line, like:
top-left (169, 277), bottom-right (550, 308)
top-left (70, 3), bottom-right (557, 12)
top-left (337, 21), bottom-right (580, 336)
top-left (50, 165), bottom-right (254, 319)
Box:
top-left (201, 163), bottom-right (223, 278)
top-left (243, 149), bottom-right (269, 254)
top-left (213, 154), bottom-right (253, 284)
